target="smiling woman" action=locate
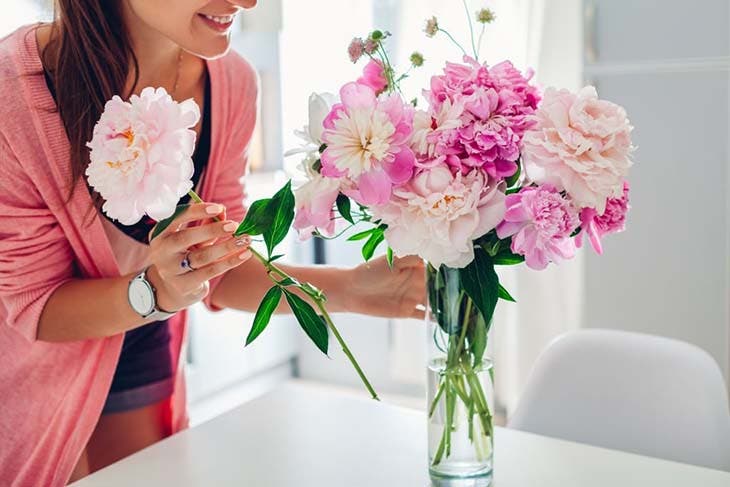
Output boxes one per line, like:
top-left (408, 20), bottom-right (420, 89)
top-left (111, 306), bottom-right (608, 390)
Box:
top-left (0, 1), bottom-right (427, 485)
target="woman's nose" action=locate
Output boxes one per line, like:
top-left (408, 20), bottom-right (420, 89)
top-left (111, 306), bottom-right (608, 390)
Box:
top-left (228, 0), bottom-right (257, 9)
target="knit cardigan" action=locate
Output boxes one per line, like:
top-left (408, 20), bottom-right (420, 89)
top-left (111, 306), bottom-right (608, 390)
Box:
top-left (0, 25), bottom-right (257, 486)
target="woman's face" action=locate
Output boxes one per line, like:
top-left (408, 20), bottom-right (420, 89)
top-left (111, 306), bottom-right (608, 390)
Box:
top-left (124, 0), bottom-right (257, 59)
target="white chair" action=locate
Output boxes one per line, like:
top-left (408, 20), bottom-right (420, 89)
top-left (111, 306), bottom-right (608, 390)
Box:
top-left (508, 329), bottom-right (730, 471)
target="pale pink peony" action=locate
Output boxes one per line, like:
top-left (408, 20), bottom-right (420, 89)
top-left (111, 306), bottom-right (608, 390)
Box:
top-left (576, 180), bottom-right (630, 254)
top-left (422, 57), bottom-right (540, 179)
top-left (86, 87), bottom-right (200, 225)
top-left (497, 185), bottom-right (580, 270)
top-left (357, 59), bottom-right (388, 96)
top-left (320, 82), bottom-right (415, 206)
top-left (374, 165), bottom-right (506, 268)
top-left (521, 86), bottom-right (633, 214)
top-left (293, 174), bottom-right (341, 239)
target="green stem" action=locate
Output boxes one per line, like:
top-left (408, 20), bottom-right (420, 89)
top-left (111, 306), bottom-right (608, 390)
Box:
top-left (313, 299), bottom-right (379, 400)
top-left (438, 28), bottom-right (468, 58)
top-left (461, 0), bottom-right (478, 59)
top-left (429, 379), bottom-right (446, 418)
top-left (476, 23), bottom-right (486, 61)
top-left (454, 298), bottom-right (473, 358)
top-left (187, 190), bottom-right (379, 400)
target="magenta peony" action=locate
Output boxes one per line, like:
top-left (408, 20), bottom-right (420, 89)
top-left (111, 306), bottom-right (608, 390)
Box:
top-left (577, 180), bottom-right (630, 254)
top-left (422, 57), bottom-right (540, 179)
top-left (320, 82), bottom-right (415, 206)
top-left (86, 87), bottom-right (200, 225)
top-left (374, 165), bottom-right (506, 268)
top-left (497, 185), bottom-right (580, 270)
top-left (521, 86), bottom-right (633, 214)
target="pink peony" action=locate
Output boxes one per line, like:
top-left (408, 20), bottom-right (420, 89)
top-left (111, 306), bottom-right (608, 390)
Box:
top-left (357, 59), bottom-right (388, 96)
top-left (320, 82), bottom-right (415, 206)
top-left (422, 57), bottom-right (540, 179)
top-left (293, 175), bottom-right (341, 239)
top-left (521, 86), bottom-right (633, 213)
top-left (374, 165), bottom-right (506, 268)
top-left (86, 87), bottom-right (200, 225)
top-left (497, 185), bottom-right (580, 270)
top-left (576, 180), bottom-right (630, 254)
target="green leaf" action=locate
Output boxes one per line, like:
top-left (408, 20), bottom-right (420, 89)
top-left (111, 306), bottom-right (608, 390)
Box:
top-left (460, 248), bottom-right (499, 331)
top-left (276, 277), bottom-right (297, 287)
top-left (235, 198), bottom-right (272, 237)
top-left (347, 228), bottom-right (375, 241)
top-left (269, 254), bottom-right (285, 262)
top-left (336, 194), bottom-right (354, 224)
top-left (386, 247), bottom-right (394, 269)
top-left (362, 229), bottom-right (385, 261)
top-left (284, 290), bottom-right (329, 355)
top-left (492, 253), bottom-right (525, 266)
top-left (506, 159), bottom-right (522, 187)
top-left (149, 204), bottom-right (190, 241)
top-left (245, 286), bottom-right (282, 346)
top-left (263, 181), bottom-right (295, 257)
top-left (506, 187), bottom-right (521, 195)
top-left (498, 283), bottom-right (516, 302)
top-left (469, 315), bottom-right (488, 368)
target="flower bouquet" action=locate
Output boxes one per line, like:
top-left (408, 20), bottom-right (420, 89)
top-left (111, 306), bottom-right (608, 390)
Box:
top-left (281, 6), bottom-right (634, 484)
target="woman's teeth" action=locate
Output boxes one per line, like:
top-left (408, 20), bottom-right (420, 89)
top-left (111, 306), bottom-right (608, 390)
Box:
top-left (203, 14), bottom-right (234, 24)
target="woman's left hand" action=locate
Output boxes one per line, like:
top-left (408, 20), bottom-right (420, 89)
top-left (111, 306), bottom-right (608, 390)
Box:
top-left (345, 255), bottom-right (426, 320)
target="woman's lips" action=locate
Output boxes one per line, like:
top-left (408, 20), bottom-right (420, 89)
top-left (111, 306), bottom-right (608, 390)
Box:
top-left (197, 13), bottom-right (235, 33)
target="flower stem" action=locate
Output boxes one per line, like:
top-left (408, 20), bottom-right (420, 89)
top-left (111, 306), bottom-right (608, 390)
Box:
top-left (313, 298), bottom-right (380, 400)
top-left (438, 28), bottom-right (468, 58)
top-left (476, 24), bottom-right (486, 61)
top-left (461, 0), bottom-right (478, 59)
top-left (187, 190), bottom-right (379, 400)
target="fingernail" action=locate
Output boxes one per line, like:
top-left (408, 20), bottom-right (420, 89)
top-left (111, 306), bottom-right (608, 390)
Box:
top-left (239, 250), bottom-right (252, 260)
top-left (223, 222), bottom-right (237, 232)
top-left (235, 237), bottom-right (250, 247)
top-left (206, 204), bottom-right (224, 215)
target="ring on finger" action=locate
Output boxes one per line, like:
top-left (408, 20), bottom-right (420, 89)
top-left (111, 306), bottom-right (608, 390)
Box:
top-left (180, 251), bottom-right (196, 273)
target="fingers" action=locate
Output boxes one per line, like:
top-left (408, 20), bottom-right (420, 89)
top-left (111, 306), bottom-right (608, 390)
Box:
top-left (156, 203), bottom-right (227, 237)
top-left (180, 235), bottom-right (251, 274)
top-left (394, 255), bottom-right (424, 269)
top-left (178, 248), bottom-right (253, 290)
top-left (165, 220), bottom-right (238, 253)
top-left (409, 305), bottom-right (426, 320)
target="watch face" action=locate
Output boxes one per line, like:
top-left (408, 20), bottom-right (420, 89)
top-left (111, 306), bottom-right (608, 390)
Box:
top-left (129, 278), bottom-right (155, 316)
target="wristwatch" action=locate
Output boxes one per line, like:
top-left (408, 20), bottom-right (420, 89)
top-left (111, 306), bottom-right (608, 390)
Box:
top-left (127, 267), bottom-right (176, 320)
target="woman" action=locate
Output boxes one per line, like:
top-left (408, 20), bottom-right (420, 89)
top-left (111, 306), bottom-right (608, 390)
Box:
top-left (0, 0), bottom-right (425, 484)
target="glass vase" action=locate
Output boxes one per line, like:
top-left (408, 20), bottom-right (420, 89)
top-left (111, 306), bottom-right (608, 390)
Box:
top-left (426, 264), bottom-right (494, 487)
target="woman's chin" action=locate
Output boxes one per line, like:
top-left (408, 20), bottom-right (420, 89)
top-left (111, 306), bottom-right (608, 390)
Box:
top-left (183, 38), bottom-right (232, 60)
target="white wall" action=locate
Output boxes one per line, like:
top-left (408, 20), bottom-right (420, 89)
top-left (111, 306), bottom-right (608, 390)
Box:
top-left (581, 0), bottom-right (730, 384)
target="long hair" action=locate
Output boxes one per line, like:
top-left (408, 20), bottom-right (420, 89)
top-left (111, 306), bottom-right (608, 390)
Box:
top-left (41, 0), bottom-right (139, 203)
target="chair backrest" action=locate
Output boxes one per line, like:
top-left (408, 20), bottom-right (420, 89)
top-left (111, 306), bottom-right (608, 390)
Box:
top-left (508, 329), bottom-right (730, 471)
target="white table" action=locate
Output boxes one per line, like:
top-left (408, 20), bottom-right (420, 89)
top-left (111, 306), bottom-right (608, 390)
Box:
top-left (73, 381), bottom-right (730, 487)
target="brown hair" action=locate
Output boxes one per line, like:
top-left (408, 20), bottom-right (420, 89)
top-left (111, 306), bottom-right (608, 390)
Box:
top-left (41, 0), bottom-right (139, 202)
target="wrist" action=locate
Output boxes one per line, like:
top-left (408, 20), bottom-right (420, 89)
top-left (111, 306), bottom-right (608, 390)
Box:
top-left (137, 265), bottom-right (176, 314)
top-left (337, 266), bottom-right (359, 314)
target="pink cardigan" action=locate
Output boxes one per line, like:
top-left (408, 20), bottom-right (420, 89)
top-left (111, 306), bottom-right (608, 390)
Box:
top-left (0, 25), bottom-right (257, 486)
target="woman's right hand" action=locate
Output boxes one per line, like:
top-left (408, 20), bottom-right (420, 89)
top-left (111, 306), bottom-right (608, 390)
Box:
top-left (145, 203), bottom-right (252, 313)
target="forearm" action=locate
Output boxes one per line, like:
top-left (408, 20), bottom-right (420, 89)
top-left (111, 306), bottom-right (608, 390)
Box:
top-left (38, 272), bottom-right (150, 342)
top-left (210, 256), bottom-right (354, 314)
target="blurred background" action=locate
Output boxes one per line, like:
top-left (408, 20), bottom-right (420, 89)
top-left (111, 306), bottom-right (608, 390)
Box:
top-left (3, 0), bottom-right (728, 425)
